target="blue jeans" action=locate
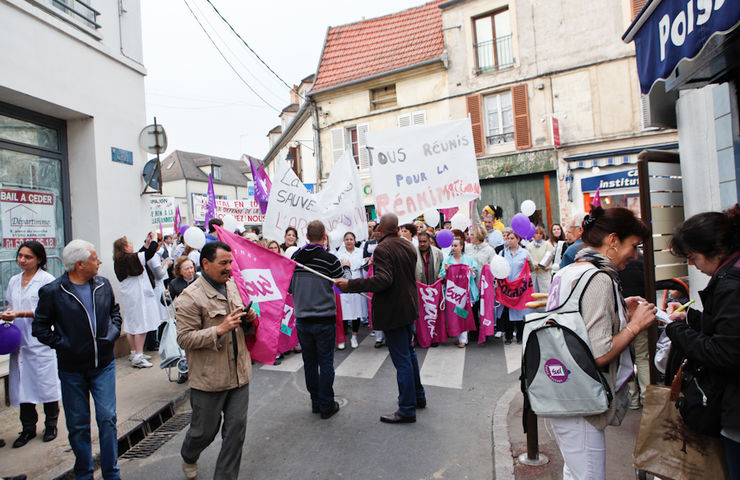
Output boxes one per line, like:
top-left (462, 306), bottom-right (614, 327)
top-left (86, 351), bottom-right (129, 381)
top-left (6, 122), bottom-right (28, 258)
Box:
top-left (59, 361), bottom-right (119, 480)
top-left (296, 321), bottom-right (336, 412)
top-left (384, 324), bottom-right (426, 417)
top-left (726, 436), bottom-right (740, 480)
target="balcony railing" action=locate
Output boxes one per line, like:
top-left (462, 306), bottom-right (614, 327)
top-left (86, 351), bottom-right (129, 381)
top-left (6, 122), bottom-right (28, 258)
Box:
top-left (50, 0), bottom-right (101, 29)
top-left (475, 34), bottom-right (514, 73)
top-left (486, 131), bottom-right (515, 145)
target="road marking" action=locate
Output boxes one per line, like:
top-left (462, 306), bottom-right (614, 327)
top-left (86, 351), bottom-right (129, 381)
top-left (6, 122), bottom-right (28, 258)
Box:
top-left (260, 352), bottom-right (304, 372)
top-left (335, 335), bottom-right (389, 379)
top-left (504, 343), bottom-right (521, 374)
top-left (420, 344), bottom-right (465, 389)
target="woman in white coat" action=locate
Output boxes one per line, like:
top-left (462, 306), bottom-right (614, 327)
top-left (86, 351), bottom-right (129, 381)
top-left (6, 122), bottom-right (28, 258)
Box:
top-left (113, 233), bottom-right (161, 368)
top-left (1, 241), bottom-right (60, 448)
top-left (334, 232), bottom-right (368, 349)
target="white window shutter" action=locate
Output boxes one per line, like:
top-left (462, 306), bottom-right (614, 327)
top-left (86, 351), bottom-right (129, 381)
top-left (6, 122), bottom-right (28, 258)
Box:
top-left (357, 123), bottom-right (370, 170)
top-left (412, 111), bottom-right (426, 125)
top-left (331, 128), bottom-right (345, 162)
top-left (639, 94), bottom-right (651, 130)
top-left (398, 113), bottom-right (411, 127)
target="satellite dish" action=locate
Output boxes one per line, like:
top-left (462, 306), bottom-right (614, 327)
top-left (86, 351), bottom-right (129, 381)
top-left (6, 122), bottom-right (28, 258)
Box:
top-left (142, 159), bottom-right (161, 193)
top-left (139, 123), bottom-right (167, 154)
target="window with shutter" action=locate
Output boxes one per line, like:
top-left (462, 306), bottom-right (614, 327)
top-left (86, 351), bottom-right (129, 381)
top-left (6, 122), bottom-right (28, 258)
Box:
top-left (511, 84), bottom-right (531, 150)
top-left (483, 92), bottom-right (514, 145)
top-left (331, 128), bottom-right (345, 163)
top-left (466, 94), bottom-right (485, 156)
top-left (357, 123), bottom-right (370, 170)
top-left (398, 113), bottom-right (411, 128)
top-left (412, 111), bottom-right (426, 125)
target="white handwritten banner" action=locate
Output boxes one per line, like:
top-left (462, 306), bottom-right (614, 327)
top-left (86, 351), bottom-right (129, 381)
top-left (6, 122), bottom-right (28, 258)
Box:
top-left (148, 196), bottom-right (176, 232)
top-left (366, 118), bottom-right (481, 223)
top-left (192, 195), bottom-right (266, 225)
top-left (263, 150), bottom-right (368, 247)
top-left (0, 187), bottom-right (57, 249)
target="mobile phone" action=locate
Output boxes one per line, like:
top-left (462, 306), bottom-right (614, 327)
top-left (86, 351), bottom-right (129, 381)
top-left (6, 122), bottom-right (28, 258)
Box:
top-left (242, 301), bottom-right (253, 314)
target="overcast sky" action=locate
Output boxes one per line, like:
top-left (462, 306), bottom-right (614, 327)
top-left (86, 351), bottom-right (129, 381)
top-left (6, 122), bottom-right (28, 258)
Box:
top-left (141, 0), bottom-right (425, 161)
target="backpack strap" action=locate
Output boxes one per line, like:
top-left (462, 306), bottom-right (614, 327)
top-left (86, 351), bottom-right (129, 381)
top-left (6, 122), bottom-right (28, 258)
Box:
top-left (554, 267), bottom-right (601, 313)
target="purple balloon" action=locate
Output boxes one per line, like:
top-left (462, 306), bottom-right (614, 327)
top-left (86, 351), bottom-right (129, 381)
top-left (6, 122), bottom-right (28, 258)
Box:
top-left (0, 322), bottom-right (21, 355)
top-left (179, 225), bottom-right (190, 236)
top-left (436, 229), bottom-right (454, 248)
top-left (526, 222), bottom-right (536, 240)
top-left (511, 213), bottom-right (530, 238)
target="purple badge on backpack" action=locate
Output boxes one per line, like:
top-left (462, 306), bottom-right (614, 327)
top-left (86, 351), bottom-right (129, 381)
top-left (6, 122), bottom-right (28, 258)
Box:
top-left (544, 359), bottom-right (569, 383)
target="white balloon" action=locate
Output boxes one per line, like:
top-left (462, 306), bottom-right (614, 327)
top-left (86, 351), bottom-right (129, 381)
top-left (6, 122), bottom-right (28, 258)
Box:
top-left (328, 230), bottom-right (345, 250)
top-left (284, 246), bottom-right (298, 258)
top-left (520, 200), bottom-right (536, 217)
top-left (450, 212), bottom-right (469, 232)
top-left (423, 208), bottom-right (440, 228)
top-left (222, 215), bottom-right (239, 233)
top-left (183, 227), bottom-right (206, 250)
top-left (490, 255), bottom-right (511, 279)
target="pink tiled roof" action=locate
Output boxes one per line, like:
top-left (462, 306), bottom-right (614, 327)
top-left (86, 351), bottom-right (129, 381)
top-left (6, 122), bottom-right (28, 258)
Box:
top-left (311, 1), bottom-right (444, 93)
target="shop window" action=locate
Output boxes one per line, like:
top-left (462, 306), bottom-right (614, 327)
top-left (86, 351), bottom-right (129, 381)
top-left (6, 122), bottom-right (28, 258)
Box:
top-left (473, 8), bottom-right (514, 73)
top-left (370, 85), bottom-right (397, 110)
top-left (483, 92), bottom-right (514, 145)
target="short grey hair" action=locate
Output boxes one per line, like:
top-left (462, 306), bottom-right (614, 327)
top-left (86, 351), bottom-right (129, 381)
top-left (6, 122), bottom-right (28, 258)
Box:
top-left (570, 212), bottom-right (587, 228)
top-left (62, 239), bottom-right (95, 272)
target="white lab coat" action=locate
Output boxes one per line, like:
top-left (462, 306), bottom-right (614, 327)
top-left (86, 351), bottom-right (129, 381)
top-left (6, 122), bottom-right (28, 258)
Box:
top-left (147, 253), bottom-right (170, 321)
top-left (5, 269), bottom-right (60, 406)
top-left (119, 252), bottom-right (162, 334)
top-left (334, 245), bottom-right (368, 320)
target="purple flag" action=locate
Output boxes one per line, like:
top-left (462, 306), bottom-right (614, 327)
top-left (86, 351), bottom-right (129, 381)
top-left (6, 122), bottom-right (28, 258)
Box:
top-left (248, 156), bottom-right (272, 215)
top-left (204, 173), bottom-right (216, 226)
top-left (174, 205), bottom-right (181, 233)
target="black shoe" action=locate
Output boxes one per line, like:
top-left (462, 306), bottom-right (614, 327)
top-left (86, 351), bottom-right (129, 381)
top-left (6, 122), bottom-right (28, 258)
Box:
top-left (504, 339), bottom-right (513, 345)
top-left (320, 401), bottom-right (340, 419)
top-left (430, 342), bottom-right (439, 347)
top-left (0, 439), bottom-right (5, 448)
top-left (374, 341), bottom-right (385, 349)
top-left (42, 427), bottom-right (57, 442)
top-left (4, 475), bottom-right (27, 480)
top-left (12, 431), bottom-right (35, 448)
top-left (273, 357), bottom-right (282, 366)
top-left (516, 339), bottom-right (523, 344)
top-left (416, 399), bottom-right (427, 409)
top-left (380, 411), bottom-right (416, 424)
top-left (177, 373), bottom-right (189, 384)
top-left (312, 406), bottom-right (320, 414)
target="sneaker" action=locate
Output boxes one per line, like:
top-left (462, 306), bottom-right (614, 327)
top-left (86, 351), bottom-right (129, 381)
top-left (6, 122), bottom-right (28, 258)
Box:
top-left (337, 342), bottom-right (346, 350)
top-left (370, 331), bottom-right (375, 336)
top-left (131, 355), bottom-right (153, 368)
top-left (128, 353), bottom-right (152, 362)
top-left (182, 460), bottom-right (198, 479)
top-left (494, 332), bottom-right (503, 339)
top-left (350, 336), bottom-right (359, 349)
top-left (374, 341), bottom-right (385, 349)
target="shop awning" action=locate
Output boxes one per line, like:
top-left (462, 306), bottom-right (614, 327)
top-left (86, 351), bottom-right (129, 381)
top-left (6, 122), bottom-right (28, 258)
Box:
top-left (564, 143), bottom-right (678, 171)
top-left (623, 0), bottom-right (740, 96)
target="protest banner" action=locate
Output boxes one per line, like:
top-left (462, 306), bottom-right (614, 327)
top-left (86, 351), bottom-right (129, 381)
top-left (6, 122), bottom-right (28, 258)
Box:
top-left (215, 226), bottom-right (296, 365)
top-left (443, 264), bottom-right (477, 337)
top-left (415, 279), bottom-right (446, 348)
top-left (478, 265), bottom-right (497, 344)
top-left (192, 195), bottom-right (266, 225)
top-left (148, 196), bottom-right (176, 234)
top-left (365, 118), bottom-right (481, 224)
top-left (0, 187), bottom-right (57, 249)
top-left (495, 261), bottom-right (535, 310)
top-left (263, 150), bottom-right (368, 247)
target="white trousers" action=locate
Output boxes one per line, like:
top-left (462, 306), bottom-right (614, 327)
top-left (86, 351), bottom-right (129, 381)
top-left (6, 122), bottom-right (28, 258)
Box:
top-left (374, 330), bottom-right (385, 342)
top-left (548, 416), bottom-right (606, 480)
top-left (457, 331), bottom-right (468, 344)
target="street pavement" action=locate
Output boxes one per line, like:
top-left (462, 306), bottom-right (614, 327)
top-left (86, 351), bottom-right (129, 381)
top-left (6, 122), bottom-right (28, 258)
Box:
top-left (119, 328), bottom-right (522, 480)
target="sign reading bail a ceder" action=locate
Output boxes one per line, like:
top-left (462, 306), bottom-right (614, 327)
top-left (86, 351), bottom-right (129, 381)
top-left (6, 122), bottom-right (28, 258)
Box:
top-left (0, 187), bottom-right (57, 248)
top-left (365, 118), bottom-right (481, 224)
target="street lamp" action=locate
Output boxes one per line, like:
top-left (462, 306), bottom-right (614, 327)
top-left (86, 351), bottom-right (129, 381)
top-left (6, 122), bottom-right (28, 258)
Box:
top-left (285, 151), bottom-right (295, 169)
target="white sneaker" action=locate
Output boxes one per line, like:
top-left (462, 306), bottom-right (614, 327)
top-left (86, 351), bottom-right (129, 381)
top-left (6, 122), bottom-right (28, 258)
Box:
top-left (337, 342), bottom-right (346, 350)
top-left (128, 353), bottom-right (152, 362)
top-left (494, 331), bottom-right (503, 339)
top-left (370, 331), bottom-right (375, 336)
top-left (350, 336), bottom-right (359, 349)
top-left (131, 355), bottom-right (153, 368)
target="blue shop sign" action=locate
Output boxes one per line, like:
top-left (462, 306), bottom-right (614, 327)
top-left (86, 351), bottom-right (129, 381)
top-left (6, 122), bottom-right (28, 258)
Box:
top-left (111, 147), bottom-right (133, 165)
top-left (581, 169), bottom-right (638, 193)
top-left (624, 0), bottom-right (740, 94)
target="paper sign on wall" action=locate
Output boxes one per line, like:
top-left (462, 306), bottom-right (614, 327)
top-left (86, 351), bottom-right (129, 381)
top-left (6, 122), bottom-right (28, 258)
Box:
top-left (1, 187), bottom-right (57, 249)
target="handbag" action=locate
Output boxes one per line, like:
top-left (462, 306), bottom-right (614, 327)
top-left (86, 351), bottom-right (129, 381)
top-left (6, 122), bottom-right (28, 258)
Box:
top-left (633, 366), bottom-right (729, 480)
top-left (677, 362), bottom-right (723, 436)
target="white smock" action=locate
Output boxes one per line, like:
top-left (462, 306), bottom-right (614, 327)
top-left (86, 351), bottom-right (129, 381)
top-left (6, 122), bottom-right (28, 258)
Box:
top-left (334, 245), bottom-right (368, 320)
top-left (147, 253), bottom-right (170, 321)
top-left (5, 269), bottom-right (60, 406)
top-left (119, 252), bottom-right (162, 334)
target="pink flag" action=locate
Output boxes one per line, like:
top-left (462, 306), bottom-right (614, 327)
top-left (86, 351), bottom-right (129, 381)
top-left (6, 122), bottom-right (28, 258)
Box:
top-left (366, 264), bottom-right (374, 330)
top-left (495, 261), bottom-right (535, 310)
top-left (439, 207), bottom-right (459, 222)
top-left (334, 292), bottom-right (346, 345)
top-left (277, 294), bottom-right (298, 354)
top-left (478, 265), bottom-right (496, 344)
top-left (215, 226), bottom-right (296, 365)
top-left (415, 279), bottom-right (446, 348)
top-left (443, 264), bottom-right (477, 337)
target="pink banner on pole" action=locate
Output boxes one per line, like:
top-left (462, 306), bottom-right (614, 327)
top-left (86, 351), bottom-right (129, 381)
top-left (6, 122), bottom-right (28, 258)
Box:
top-left (495, 261), bottom-right (535, 310)
top-left (334, 292), bottom-right (346, 345)
top-left (439, 207), bottom-right (459, 221)
top-left (215, 226), bottom-right (296, 365)
top-left (366, 264), bottom-right (374, 330)
top-left (444, 264), bottom-right (477, 337)
top-left (277, 294), bottom-right (298, 354)
top-left (415, 279), bottom-right (446, 348)
top-left (478, 265), bottom-right (496, 344)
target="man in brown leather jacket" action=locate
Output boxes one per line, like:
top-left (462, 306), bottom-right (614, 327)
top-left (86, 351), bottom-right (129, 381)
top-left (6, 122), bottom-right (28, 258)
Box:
top-left (176, 241), bottom-right (256, 480)
top-left (336, 213), bottom-right (426, 424)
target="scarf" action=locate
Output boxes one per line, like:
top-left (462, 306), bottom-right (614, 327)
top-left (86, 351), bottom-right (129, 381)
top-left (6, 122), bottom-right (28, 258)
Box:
top-left (532, 240), bottom-right (544, 248)
top-left (574, 247), bottom-right (621, 293)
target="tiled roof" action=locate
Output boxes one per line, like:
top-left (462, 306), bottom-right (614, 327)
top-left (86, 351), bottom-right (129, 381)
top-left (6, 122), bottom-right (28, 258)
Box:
top-left (160, 150), bottom-right (253, 187)
top-left (311, 0), bottom-right (444, 94)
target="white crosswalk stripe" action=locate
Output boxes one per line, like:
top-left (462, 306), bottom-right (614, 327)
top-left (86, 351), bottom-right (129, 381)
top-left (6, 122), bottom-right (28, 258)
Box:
top-left (260, 352), bottom-right (304, 372)
top-left (504, 343), bottom-right (522, 374)
top-left (419, 343), bottom-right (466, 390)
top-left (335, 335), bottom-right (389, 379)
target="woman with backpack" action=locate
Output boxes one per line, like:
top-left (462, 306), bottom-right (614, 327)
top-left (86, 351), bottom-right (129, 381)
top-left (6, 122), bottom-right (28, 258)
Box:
top-left (665, 206), bottom-right (740, 479)
top-left (547, 207), bottom-right (656, 480)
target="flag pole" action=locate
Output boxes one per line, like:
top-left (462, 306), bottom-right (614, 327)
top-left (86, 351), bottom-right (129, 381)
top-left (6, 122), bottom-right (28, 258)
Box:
top-left (295, 261), bottom-right (371, 300)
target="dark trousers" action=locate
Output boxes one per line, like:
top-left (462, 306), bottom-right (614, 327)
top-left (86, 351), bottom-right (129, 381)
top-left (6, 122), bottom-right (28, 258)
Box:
top-left (384, 324), bottom-right (426, 417)
top-left (726, 436), bottom-right (740, 480)
top-left (296, 321), bottom-right (336, 412)
top-left (501, 307), bottom-right (524, 341)
top-left (181, 384), bottom-right (250, 480)
top-left (20, 401), bottom-right (59, 432)
top-left (344, 318), bottom-right (360, 334)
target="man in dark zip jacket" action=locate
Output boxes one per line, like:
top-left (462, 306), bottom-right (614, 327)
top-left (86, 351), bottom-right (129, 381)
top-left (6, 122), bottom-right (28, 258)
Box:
top-left (33, 239), bottom-right (122, 480)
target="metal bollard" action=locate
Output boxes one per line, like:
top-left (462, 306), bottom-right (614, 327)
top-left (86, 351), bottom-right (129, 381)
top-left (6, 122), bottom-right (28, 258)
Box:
top-left (518, 404), bottom-right (549, 466)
